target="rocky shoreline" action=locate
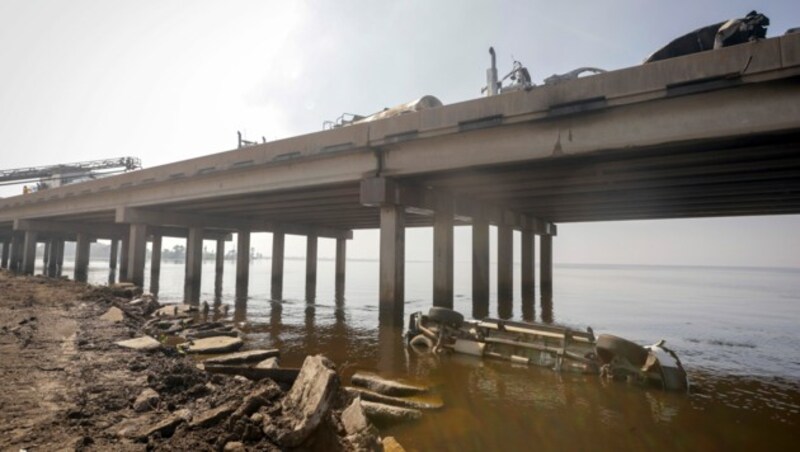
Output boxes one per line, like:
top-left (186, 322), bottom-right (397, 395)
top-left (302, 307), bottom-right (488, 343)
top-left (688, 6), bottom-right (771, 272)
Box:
top-left (0, 271), bottom-right (425, 451)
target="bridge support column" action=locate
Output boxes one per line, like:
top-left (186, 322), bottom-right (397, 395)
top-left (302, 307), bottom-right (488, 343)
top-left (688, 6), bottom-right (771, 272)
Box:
top-left (22, 231), bottom-right (38, 275)
top-left (47, 239), bottom-right (58, 277)
top-left (305, 235), bottom-right (317, 302)
top-left (74, 233), bottom-right (91, 283)
top-left (271, 231), bottom-right (284, 301)
top-left (497, 225), bottom-right (513, 318)
top-left (10, 234), bottom-right (23, 272)
top-left (42, 241), bottom-right (50, 275)
top-left (379, 205), bottom-right (405, 326)
top-left (0, 239), bottom-right (11, 268)
top-left (184, 227), bottom-right (203, 304)
top-left (1, 239), bottom-right (10, 269)
top-left (540, 234), bottom-right (553, 296)
top-left (128, 224), bottom-right (147, 288)
top-left (335, 237), bottom-right (347, 302)
top-left (51, 239), bottom-right (64, 278)
top-left (150, 234), bottom-right (162, 294)
top-left (433, 195), bottom-right (454, 309)
top-left (119, 235), bottom-right (130, 282)
top-left (472, 213), bottom-right (490, 319)
top-left (521, 228), bottom-right (536, 320)
top-left (236, 230), bottom-right (250, 301)
top-left (214, 238), bottom-right (224, 301)
top-left (108, 239), bottom-right (118, 284)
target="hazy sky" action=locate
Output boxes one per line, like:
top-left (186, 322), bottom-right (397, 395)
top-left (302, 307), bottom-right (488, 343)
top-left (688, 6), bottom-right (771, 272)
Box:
top-left (1, 1), bottom-right (798, 267)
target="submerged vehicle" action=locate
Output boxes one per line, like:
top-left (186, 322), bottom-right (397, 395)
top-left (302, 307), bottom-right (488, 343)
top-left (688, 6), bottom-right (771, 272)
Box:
top-left (407, 307), bottom-right (689, 392)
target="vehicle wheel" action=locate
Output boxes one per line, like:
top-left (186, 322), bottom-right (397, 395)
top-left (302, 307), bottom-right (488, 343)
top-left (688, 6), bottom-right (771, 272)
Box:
top-left (595, 334), bottom-right (649, 367)
top-left (409, 334), bottom-right (434, 352)
top-left (427, 307), bottom-right (464, 328)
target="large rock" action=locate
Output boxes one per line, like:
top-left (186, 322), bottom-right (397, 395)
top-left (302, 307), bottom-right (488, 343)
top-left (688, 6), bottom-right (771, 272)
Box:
top-left (133, 388), bottom-right (160, 412)
top-left (99, 306), bottom-right (125, 323)
top-left (116, 336), bottom-right (162, 351)
top-left (351, 372), bottom-right (429, 397)
top-left (360, 401), bottom-right (422, 426)
top-left (203, 349), bottom-right (279, 365)
top-left (183, 336), bottom-right (243, 354)
top-left (341, 397), bottom-right (382, 451)
top-left (263, 355), bottom-right (340, 448)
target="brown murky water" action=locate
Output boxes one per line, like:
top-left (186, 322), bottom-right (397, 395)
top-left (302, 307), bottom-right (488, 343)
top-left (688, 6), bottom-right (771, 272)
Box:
top-left (80, 259), bottom-right (800, 450)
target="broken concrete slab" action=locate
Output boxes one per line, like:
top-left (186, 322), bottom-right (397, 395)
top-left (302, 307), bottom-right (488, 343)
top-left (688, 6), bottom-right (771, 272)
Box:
top-left (133, 388), bottom-right (160, 412)
top-left (99, 306), bottom-right (125, 323)
top-left (344, 386), bottom-right (444, 410)
top-left (189, 403), bottom-right (236, 428)
top-left (360, 400), bottom-right (422, 425)
top-left (183, 336), bottom-right (243, 354)
top-left (342, 397), bottom-right (382, 451)
top-left (155, 304), bottom-right (197, 317)
top-left (263, 355), bottom-right (340, 448)
top-left (351, 372), bottom-right (429, 397)
top-left (256, 357), bottom-right (280, 369)
top-left (115, 336), bottom-right (161, 351)
top-left (203, 349), bottom-right (279, 365)
top-left (139, 408), bottom-right (191, 439)
top-left (341, 397), bottom-right (370, 436)
top-left (229, 380), bottom-right (282, 425)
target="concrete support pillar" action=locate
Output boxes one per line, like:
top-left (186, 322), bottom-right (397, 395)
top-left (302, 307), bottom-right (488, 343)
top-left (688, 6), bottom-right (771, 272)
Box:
top-left (10, 234), bottom-right (23, 272)
top-left (52, 240), bottom-right (64, 277)
top-left (305, 235), bottom-right (317, 302)
top-left (47, 239), bottom-right (59, 277)
top-left (42, 241), bottom-right (51, 275)
top-left (1, 240), bottom-right (9, 269)
top-left (184, 227), bottom-right (203, 304)
top-left (119, 235), bottom-right (130, 282)
top-left (21, 231), bottom-right (38, 275)
top-left (472, 214), bottom-right (490, 319)
top-left (128, 224), bottom-right (147, 287)
top-left (74, 233), bottom-right (91, 283)
top-left (235, 230), bottom-right (250, 302)
top-left (271, 231), bottom-right (284, 301)
top-left (214, 238), bottom-right (224, 300)
top-left (540, 234), bottom-right (553, 296)
top-left (497, 225), bottom-right (513, 318)
top-left (433, 196), bottom-right (454, 309)
top-left (379, 205), bottom-right (405, 326)
top-left (150, 234), bottom-right (162, 294)
top-left (108, 238), bottom-right (119, 284)
top-left (335, 238), bottom-right (347, 302)
top-left (521, 229), bottom-right (536, 320)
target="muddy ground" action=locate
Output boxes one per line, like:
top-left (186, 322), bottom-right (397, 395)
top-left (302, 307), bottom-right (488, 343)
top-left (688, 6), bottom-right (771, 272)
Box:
top-left (0, 270), bottom-right (370, 451)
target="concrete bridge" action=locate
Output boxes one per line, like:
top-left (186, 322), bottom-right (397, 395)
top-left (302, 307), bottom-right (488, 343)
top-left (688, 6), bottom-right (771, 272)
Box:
top-left (2, 34), bottom-right (799, 325)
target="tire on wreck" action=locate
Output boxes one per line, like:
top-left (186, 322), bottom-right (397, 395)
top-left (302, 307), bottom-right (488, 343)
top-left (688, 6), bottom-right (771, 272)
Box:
top-left (595, 334), bottom-right (649, 367)
top-left (427, 307), bottom-right (464, 328)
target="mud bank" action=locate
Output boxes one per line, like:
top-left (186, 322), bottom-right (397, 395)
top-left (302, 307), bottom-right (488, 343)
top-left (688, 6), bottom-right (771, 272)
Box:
top-left (0, 271), bottom-right (404, 451)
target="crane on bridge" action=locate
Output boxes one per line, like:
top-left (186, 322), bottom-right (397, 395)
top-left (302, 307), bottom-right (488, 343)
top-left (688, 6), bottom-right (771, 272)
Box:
top-left (0, 157), bottom-right (142, 193)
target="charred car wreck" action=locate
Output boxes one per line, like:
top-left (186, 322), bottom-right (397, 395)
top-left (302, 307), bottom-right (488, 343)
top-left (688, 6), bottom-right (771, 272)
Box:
top-left (645, 10), bottom-right (770, 63)
top-left (407, 308), bottom-right (689, 392)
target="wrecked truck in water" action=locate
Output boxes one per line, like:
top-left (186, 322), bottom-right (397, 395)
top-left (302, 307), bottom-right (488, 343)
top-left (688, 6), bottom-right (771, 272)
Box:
top-left (406, 307), bottom-right (689, 392)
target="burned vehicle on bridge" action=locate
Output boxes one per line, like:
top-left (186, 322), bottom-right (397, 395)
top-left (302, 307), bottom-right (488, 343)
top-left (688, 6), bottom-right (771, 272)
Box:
top-left (407, 307), bottom-right (689, 392)
top-left (645, 10), bottom-right (769, 63)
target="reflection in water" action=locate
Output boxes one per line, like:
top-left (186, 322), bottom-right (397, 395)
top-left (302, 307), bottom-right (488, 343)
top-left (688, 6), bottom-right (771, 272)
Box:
top-left (540, 293), bottom-right (554, 324)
